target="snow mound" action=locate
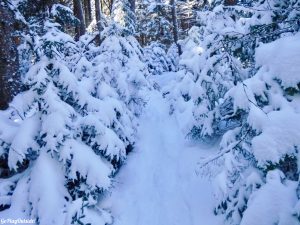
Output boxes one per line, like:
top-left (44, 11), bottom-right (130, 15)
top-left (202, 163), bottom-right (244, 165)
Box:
top-left (256, 33), bottom-right (300, 89)
top-left (241, 170), bottom-right (298, 225)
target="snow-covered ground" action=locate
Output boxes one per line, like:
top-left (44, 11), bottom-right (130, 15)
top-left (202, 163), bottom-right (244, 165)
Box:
top-left (100, 74), bottom-right (222, 225)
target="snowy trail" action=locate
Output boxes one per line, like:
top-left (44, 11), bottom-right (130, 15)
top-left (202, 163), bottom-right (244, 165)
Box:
top-left (100, 90), bottom-right (222, 225)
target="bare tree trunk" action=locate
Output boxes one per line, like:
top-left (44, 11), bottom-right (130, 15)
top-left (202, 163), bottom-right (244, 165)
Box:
top-left (170, 0), bottom-right (182, 55)
top-left (0, 5), bottom-right (22, 110)
top-left (84, 0), bottom-right (92, 27)
top-left (95, 0), bottom-right (102, 44)
top-left (74, 0), bottom-right (86, 40)
top-left (109, 0), bottom-right (114, 15)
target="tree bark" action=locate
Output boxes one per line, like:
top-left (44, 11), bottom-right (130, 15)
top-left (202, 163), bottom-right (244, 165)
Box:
top-left (73, 0), bottom-right (86, 40)
top-left (108, 0), bottom-right (114, 15)
top-left (0, 5), bottom-right (22, 110)
top-left (84, 0), bottom-right (92, 27)
top-left (170, 0), bottom-right (182, 55)
top-left (95, 0), bottom-right (102, 44)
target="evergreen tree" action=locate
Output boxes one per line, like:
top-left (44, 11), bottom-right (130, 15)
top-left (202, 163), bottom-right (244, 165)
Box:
top-left (112, 0), bottom-right (136, 34)
top-left (143, 42), bottom-right (176, 75)
top-left (0, 2), bottom-right (149, 224)
top-left (162, 1), bottom-right (300, 223)
top-left (177, 0), bottom-right (202, 35)
top-left (163, 3), bottom-right (249, 140)
top-left (94, 23), bottom-right (152, 116)
top-left (190, 0), bottom-right (300, 224)
top-left (213, 32), bottom-right (300, 225)
top-left (136, 0), bottom-right (173, 45)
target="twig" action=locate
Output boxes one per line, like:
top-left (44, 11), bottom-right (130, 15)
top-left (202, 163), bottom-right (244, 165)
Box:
top-left (241, 82), bottom-right (267, 115)
top-left (0, 138), bottom-right (24, 159)
top-left (198, 128), bottom-right (251, 169)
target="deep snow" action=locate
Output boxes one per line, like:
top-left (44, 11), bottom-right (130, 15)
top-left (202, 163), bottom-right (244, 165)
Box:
top-left (100, 76), bottom-right (222, 225)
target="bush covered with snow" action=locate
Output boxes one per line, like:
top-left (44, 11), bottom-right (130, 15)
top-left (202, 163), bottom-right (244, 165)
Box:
top-left (2, 0), bottom-right (300, 224)
top-left (213, 33), bottom-right (300, 225)
top-left (92, 24), bottom-right (152, 116)
top-left (143, 42), bottom-right (175, 75)
top-left (0, 9), bottom-right (151, 225)
top-left (162, 7), bottom-right (247, 139)
top-left (163, 1), bottom-right (300, 224)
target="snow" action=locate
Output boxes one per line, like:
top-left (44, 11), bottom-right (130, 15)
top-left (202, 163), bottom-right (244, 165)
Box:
top-left (0, 153), bottom-right (68, 224)
top-left (29, 152), bottom-right (67, 225)
top-left (2, 2), bottom-right (300, 224)
top-left (65, 199), bottom-right (112, 225)
top-left (256, 33), bottom-right (300, 89)
top-left (0, 175), bottom-right (32, 221)
top-left (241, 170), bottom-right (298, 225)
top-left (252, 107), bottom-right (300, 167)
top-left (8, 114), bottom-right (40, 170)
top-left (100, 90), bottom-right (222, 225)
top-left (61, 139), bottom-right (113, 190)
top-left (143, 42), bottom-right (174, 75)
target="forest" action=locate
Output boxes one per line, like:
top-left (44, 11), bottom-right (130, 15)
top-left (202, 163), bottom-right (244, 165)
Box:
top-left (0, 0), bottom-right (300, 225)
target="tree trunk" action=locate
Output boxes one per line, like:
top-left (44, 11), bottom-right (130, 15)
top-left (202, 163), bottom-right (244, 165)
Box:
top-left (0, 5), bottom-right (22, 110)
top-left (73, 0), bottom-right (86, 40)
top-left (109, 0), bottom-right (114, 15)
top-left (170, 0), bottom-right (182, 55)
top-left (95, 0), bottom-right (102, 44)
top-left (129, 0), bottom-right (136, 32)
top-left (84, 0), bottom-right (92, 27)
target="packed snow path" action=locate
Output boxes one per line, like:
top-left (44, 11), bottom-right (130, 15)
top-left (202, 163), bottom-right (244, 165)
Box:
top-left (101, 88), bottom-right (221, 225)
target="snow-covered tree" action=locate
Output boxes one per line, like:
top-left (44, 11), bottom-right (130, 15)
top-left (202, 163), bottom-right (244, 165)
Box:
top-left (136, 0), bottom-right (173, 45)
top-left (177, 0), bottom-right (202, 35)
top-left (163, 4), bottom-right (250, 140)
top-left (162, 1), bottom-right (300, 223)
top-left (143, 42), bottom-right (176, 75)
top-left (164, 0), bottom-right (300, 139)
top-left (112, 0), bottom-right (136, 34)
top-left (136, 0), bottom-right (206, 46)
top-left (213, 32), bottom-right (300, 225)
top-left (193, 1), bottom-right (300, 224)
top-left (0, 3), bottom-right (149, 224)
top-left (92, 23), bottom-right (152, 116)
